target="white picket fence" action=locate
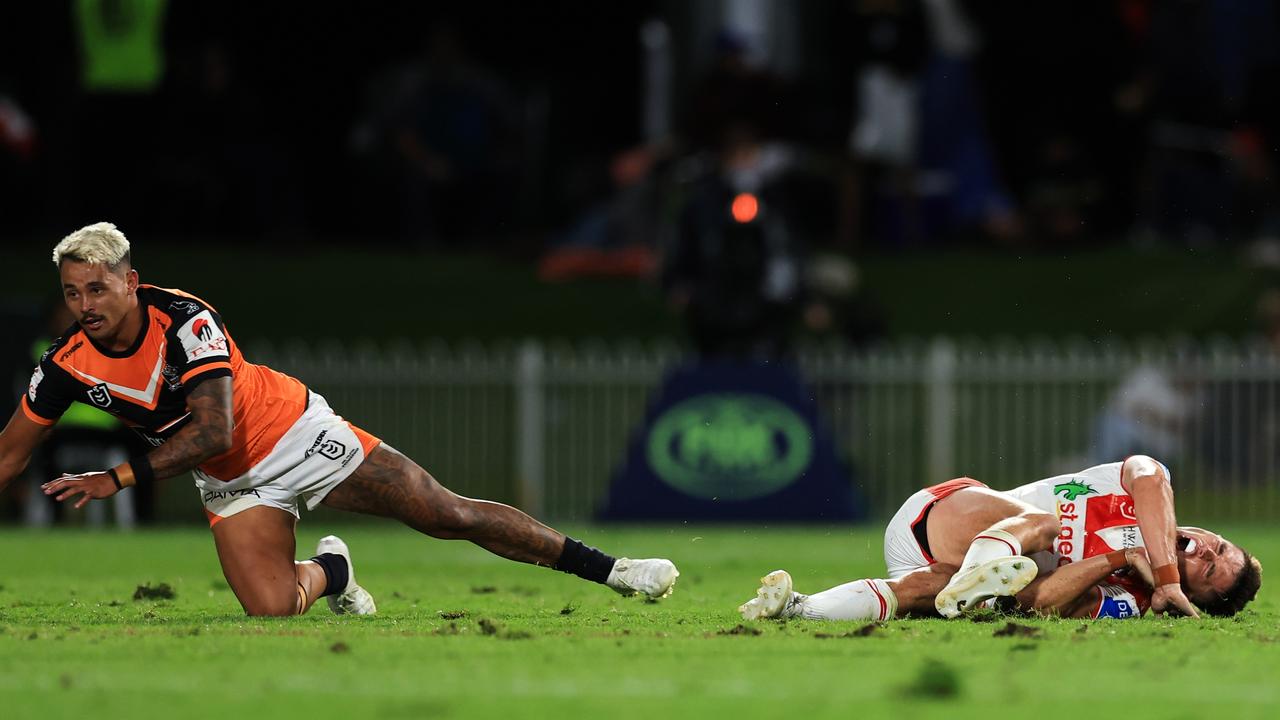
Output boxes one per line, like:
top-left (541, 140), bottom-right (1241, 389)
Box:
top-left (252, 337), bottom-right (1280, 522)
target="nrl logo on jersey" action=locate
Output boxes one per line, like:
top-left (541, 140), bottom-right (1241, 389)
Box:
top-left (1053, 479), bottom-right (1097, 501)
top-left (87, 382), bottom-right (112, 408)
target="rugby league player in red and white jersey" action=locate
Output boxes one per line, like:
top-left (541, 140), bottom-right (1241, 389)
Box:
top-left (739, 456), bottom-right (1261, 621)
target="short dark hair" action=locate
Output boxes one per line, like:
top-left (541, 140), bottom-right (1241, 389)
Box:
top-left (1198, 551), bottom-right (1262, 617)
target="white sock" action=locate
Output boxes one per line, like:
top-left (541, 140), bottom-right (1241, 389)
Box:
top-left (959, 528), bottom-right (1022, 571)
top-left (798, 579), bottom-right (898, 621)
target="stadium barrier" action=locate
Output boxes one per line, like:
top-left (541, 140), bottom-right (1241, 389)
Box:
top-left (250, 337), bottom-right (1280, 523)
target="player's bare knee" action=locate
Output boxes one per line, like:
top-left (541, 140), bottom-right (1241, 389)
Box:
top-left (242, 596), bottom-right (298, 617)
top-left (1025, 512), bottom-right (1061, 550)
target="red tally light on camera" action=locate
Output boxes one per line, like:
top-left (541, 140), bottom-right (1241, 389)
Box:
top-left (731, 193), bottom-right (759, 223)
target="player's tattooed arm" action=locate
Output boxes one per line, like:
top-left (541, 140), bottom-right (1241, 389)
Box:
top-left (144, 376), bottom-right (234, 479)
top-left (43, 378), bottom-right (233, 508)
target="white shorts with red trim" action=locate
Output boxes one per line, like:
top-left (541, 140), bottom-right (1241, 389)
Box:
top-left (882, 477), bottom-right (988, 579)
top-left (195, 391), bottom-right (379, 525)
top-left (883, 487), bottom-right (938, 579)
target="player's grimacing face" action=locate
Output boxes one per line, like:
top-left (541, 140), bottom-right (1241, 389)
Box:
top-left (1176, 526), bottom-right (1245, 605)
top-left (59, 260), bottom-right (137, 341)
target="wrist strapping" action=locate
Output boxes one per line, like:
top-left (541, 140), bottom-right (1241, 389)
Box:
top-left (110, 462), bottom-right (137, 488)
top-left (1105, 550), bottom-right (1128, 571)
top-left (1153, 563), bottom-right (1180, 586)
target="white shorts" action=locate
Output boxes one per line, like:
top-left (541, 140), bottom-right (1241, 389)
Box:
top-left (195, 391), bottom-right (380, 525)
top-left (882, 477), bottom-right (987, 579)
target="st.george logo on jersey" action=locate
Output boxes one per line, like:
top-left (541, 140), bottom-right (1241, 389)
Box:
top-left (178, 310), bottom-right (229, 362)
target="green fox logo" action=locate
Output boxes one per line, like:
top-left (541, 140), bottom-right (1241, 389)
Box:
top-left (1054, 480), bottom-right (1096, 501)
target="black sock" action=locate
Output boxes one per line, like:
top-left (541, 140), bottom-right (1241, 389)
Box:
top-left (309, 553), bottom-right (350, 597)
top-left (553, 537), bottom-right (616, 584)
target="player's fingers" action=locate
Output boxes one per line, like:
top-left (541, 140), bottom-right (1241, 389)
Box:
top-left (54, 485), bottom-right (84, 502)
top-left (74, 494), bottom-right (91, 509)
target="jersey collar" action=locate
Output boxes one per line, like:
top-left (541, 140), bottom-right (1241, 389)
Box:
top-left (84, 292), bottom-right (151, 359)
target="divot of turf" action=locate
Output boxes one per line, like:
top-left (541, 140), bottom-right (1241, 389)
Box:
top-left (717, 624), bottom-right (762, 636)
top-left (470, 586), bottom-right (497, 594)
top-left (559, 604), bottom-right (576, 616)
top-left (437, 610), bottom-right (468, 620)
top-left (330, 641), bottom-right (350, 654)
top-left (992, 622), bottom-right (1041, 638)
top-left (814, 623), bottom-right (882, 639)
top-left (477, 618), bottom-right (499, 635)
top-left (133, 583), bottom-right (176, 600)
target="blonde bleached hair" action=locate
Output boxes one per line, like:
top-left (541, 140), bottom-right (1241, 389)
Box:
top-left (52, 222), bottom-right (132, 269)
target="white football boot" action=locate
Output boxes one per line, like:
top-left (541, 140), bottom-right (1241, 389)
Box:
top-left (738, 569), bottom-right (802, 620)
top-left (316, 535), bottom-right (377, 615)
top-left (934, 555), bottom-right (1037, 619)
top-left (606, 558), bottom-right (680, 599)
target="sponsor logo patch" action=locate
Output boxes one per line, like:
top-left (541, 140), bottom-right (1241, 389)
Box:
top-left (203, 488), bottom-right (262, 502)
top-left (28, 366), bottom-right (44, 402)
top-left (58, 341), bottom-right (84, 362)
top-left (176, 310), bottom-right (229, 362)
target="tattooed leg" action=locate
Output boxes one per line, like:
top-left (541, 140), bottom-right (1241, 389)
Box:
top-left (322, 444), bottom-right (566, 566)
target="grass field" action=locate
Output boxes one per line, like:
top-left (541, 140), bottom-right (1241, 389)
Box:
top-left (2, 523), bottom-right (1278, 719)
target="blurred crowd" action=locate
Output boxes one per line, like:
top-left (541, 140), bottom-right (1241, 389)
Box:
top-left (5, 0), bottom-right (1280, 356)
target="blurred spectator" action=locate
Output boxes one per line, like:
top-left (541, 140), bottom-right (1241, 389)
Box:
top-left (538, 141), bottom-right (668, 281)
top-left (844, 0), bottom-right (1019, 249)
top-left (1090, 367), bottom-right (1191, 466)
top-left (799, 253), bottom-right (887, 347)
top-left (1135, 0), bottom-right (1280, 247)
top-left (662, 138), bottom-right (808, 360)
top-left (354, 23), bottom-right (522, 247)
top-left (71, 0), bottom-right (169, 230)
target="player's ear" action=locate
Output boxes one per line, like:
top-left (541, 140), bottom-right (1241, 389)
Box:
top-left (125, 268), bottom-right (139, 294)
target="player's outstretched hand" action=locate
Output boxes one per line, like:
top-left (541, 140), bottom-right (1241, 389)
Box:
top-left (42, 472), bottom-right (118, 509)
top-left (1151, 583), bottom-right (1201, 618)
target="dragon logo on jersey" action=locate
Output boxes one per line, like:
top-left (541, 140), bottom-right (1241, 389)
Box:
top-left (1054, 480), bottom-right (1096, 501)
top-left (87, 383), bottom-right (112, 408)
top-left (169, 300), bottom-right (200, 315)
top-left (27, 366), bottom-right (44, 402)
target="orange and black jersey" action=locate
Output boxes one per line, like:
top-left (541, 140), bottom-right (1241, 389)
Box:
top-left (22, 285), bottom-right (308, 481)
